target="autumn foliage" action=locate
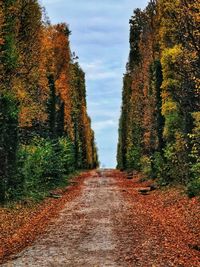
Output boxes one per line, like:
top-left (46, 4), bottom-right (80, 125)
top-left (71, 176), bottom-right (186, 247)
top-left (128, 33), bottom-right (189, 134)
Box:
top-left (0, 0), bottom-right (98, 203)
top-left (117, 0), bottom-right (200, 196)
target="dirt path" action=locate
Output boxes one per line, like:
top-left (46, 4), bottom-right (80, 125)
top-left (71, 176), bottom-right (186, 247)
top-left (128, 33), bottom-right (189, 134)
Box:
top-left (3, 170), bottom-right (123, 267)
top-left (2, 170), bottom-right (200, 267)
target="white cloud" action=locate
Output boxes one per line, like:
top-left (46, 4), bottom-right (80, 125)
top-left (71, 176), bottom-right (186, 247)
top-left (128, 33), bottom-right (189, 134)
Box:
top-left (88, 107), bottom-right (120, 119)
top-left (92, 119), bottom-right (116, 132)
top-left (81, 60), bottom-right (120, 81)
top-left (88, 71), bottom-right (118, 80)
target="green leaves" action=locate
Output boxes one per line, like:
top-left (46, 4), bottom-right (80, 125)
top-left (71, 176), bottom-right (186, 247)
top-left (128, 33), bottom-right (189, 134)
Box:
top-left (0, 0), bottom-right (98, 204)
top-left (15, 137), bottom-right (76, 200)
top-left (0, 92), bottom-right (19, 203)
top-left (117, 0), bottom-right (199, 196)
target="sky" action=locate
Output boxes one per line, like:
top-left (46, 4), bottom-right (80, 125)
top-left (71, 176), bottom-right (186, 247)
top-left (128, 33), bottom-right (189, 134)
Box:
top-left (41, 0), bottom-right (148, 168)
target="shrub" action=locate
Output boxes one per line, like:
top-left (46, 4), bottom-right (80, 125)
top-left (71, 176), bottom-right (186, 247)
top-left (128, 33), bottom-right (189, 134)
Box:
top-left (163, 133), bottom-right (190, 184)
top-left (0, 92), bottom-right (19, 203)
top-left (187, 178), bottom-right (200, 198)
top-left (15, 137), bottom-right (76, 200)
top-left (126, 145), bottom-right (141, 171)
top-left (187, 112), bottom-right (200, 197)
top-left (16, 138), bottom-right (53, 199)
top-left (140, 155), bottom-right (152, 177)
top-left (152, 152), bottom-right (164, 177)
top-left (58, 137), bottom-right (75, 174)
top-left (152, 152), bottom-right (170, 185)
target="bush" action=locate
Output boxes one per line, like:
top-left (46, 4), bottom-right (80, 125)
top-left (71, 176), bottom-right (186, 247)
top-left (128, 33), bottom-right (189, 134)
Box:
top-left (15, 137), bottom-right (76, 200)
top-left (16, 138), bottom-right (53, 199)
top-left (126, 145), bottom-right (141, 171)
top-left (0, 92), bottom-right (19, 203)
top-left (151, 151), bottom-right (171, 185)
top-left (140, 155), bottom-right (152, 177)
top-left (187, 112), bottom-right (200, 197)
top-left (187, 178), bottom-right (200, 198)
top-left (163, 133), bottom-right (190, 184)
top-left (152, 152), bottom-right (163, 176)
top-left (58, 137), bottom-right (75, 174)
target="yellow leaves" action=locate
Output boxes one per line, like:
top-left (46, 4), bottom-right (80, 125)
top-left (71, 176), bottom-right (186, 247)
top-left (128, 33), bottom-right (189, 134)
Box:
top-left (161, 45), bottom-right (183, 77)
top-left (192, 112), bottom-right (200, 134)
top-left (0, 0), bottom-right (97, 168)
top-left (161, 45), bottom-right (183, 92)
top-left (192, 112), bottom-right (200, 124)
top-left (162, 98), bottom-right (178, 116)
top-left (161, 78), bottom-right (181, 91)
top-left (174, 132), bottom-right (187, 153)
top-left (17, 88), bottom-right (27, 101)
top-left (161, 91), bottom-right (170, 100)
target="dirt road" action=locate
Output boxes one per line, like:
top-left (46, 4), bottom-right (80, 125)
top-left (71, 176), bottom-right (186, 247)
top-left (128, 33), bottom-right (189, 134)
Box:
top-left (2, 170), bottom-right (200, 267)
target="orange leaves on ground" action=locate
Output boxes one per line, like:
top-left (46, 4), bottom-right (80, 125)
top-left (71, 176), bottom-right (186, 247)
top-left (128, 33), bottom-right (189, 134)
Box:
top-left (115, 171), bottom-right (200, 266)
top-left (0, 171), bottom-right (92, 264)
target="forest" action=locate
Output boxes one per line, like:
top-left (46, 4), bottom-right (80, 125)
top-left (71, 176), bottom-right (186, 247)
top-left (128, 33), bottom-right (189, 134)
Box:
top-left (0, 0), bottom-right (98, 203)
top-left (117, 0), bottom-right (200, 197)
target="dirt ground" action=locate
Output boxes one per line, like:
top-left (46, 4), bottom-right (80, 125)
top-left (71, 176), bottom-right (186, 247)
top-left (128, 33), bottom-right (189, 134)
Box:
top-left (1, 170), bottom-right (200, 267)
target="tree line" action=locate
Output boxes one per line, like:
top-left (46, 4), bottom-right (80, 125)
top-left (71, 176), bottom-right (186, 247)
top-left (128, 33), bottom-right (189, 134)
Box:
top-left (117, 0), bottom-right (200, 197)
top-left (0, 0), bottom-right (98, 203)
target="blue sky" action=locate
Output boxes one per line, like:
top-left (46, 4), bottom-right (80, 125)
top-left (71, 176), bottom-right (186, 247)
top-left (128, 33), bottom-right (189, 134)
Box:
top-left (41, 0), bottom-right (148, 167)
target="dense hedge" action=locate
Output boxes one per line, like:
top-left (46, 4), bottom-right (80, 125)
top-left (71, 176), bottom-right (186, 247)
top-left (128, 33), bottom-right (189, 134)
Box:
top-left (0, 1), bottom-right (98, 203)
top-left (0, 93), bottom-right (19, 202)
top-left (13, 137), bottom-right (76, 201)
top-left (117, 0), bottom-right (200, 197)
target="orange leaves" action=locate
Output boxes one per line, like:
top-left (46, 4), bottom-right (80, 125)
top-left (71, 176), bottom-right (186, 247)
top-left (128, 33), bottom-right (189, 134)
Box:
top-left (0, 0), bottom-right (97, 170)
top-left (117, 171), bottom-right (200, 266)
top-left (39, 23), bottom-right (97, 167)
top-left (0, 171), bottom-right (90, 263)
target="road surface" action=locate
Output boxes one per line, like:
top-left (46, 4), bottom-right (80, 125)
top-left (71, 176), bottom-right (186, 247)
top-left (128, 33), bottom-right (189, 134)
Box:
top-left (3, 170), bottom-right (200, 267)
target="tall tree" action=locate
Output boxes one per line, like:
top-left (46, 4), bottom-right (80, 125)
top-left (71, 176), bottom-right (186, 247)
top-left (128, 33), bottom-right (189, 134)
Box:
top-left (117, 0), bottom-right (199, 187)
